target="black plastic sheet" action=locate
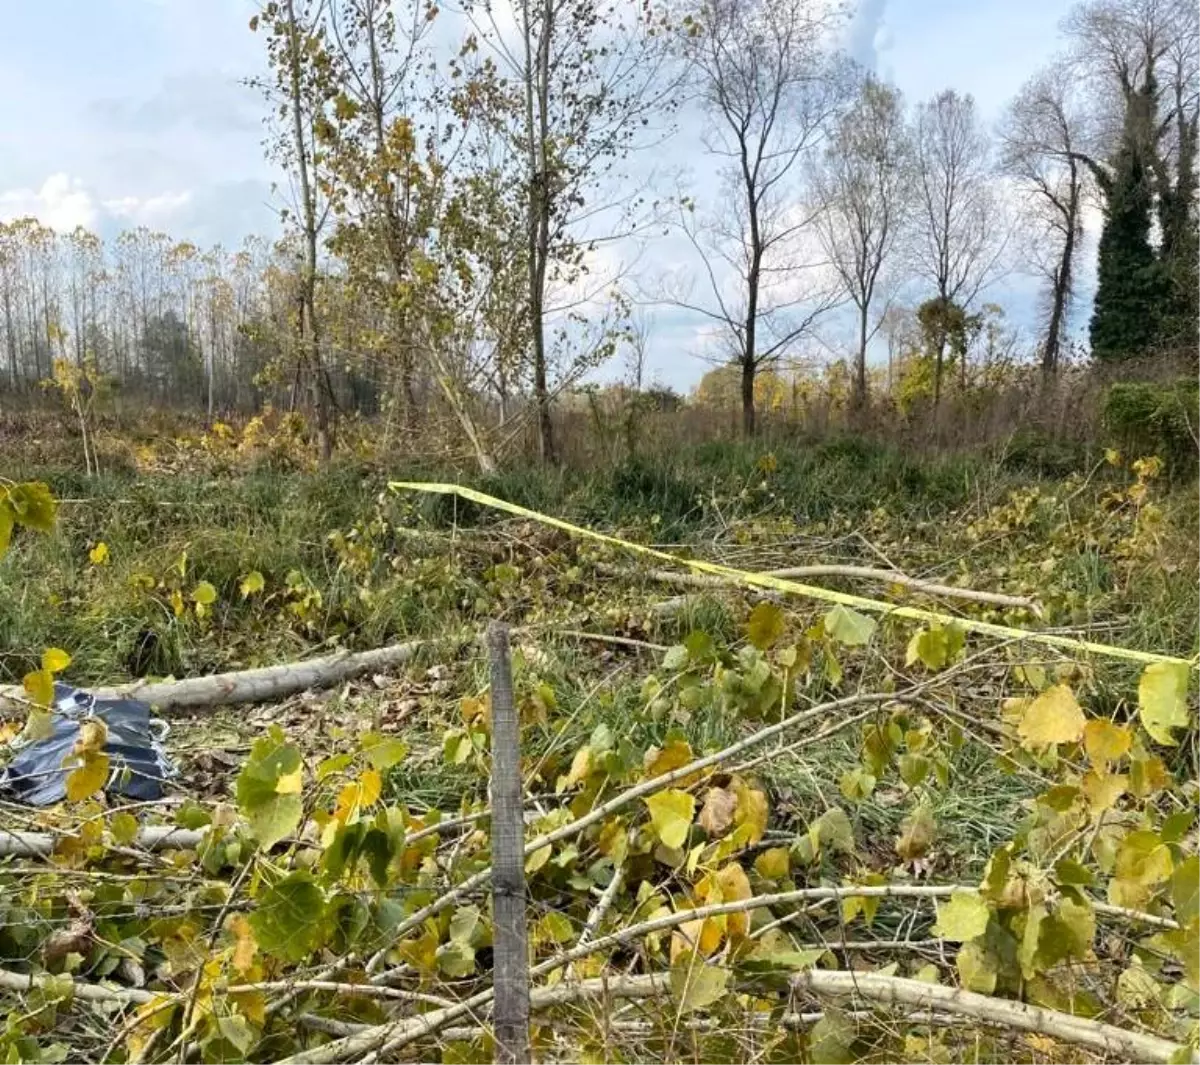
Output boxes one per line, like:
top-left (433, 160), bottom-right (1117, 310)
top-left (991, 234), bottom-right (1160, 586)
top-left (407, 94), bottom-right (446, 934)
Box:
top-left (0, 684), bottom-right (175, 806)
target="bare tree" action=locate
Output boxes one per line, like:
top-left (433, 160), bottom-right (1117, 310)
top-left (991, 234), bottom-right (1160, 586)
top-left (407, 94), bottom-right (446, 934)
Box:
top-left (910, 90), bottom-right (1008, 408)
top-left (670, 0), bottom-right (848, 437)
top-left (811, 74), bottom-right (912, 409)
top-left (1001, 67), bottom-right (1091, 378)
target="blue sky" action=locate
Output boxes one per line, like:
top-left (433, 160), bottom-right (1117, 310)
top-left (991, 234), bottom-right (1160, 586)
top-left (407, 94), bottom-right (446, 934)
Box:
top-left (0, 0), bottom-right (1082, 390)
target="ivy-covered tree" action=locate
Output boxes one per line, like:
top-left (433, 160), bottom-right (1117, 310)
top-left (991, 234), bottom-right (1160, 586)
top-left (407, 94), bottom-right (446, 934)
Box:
top-left (1089, 79), bottom-right (1168, 361)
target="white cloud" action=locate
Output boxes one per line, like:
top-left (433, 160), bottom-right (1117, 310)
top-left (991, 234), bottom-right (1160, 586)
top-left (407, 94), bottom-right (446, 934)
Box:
top-left (0, 172), bottom-right (196, 236)
top-left (0, 173), bottom-right (100, 231)
top-left (103, 189), bottom-right (193, 227)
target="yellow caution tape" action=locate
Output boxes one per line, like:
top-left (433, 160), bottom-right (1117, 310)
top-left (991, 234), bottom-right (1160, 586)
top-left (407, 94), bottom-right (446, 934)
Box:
top-left (390, 481), bottom-right (1193, 668)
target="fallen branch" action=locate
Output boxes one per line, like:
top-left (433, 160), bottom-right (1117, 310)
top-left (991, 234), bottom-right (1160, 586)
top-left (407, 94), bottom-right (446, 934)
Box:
top-left (0, 966), bottom-right (157, 1005)
top-left (288, 880), bottom-right (1187, 1064)
top-left (791, 969), bottom-right (1182, 1063)
top-left (283, 974), bottom-right (668, 1064)
top-left (0, 638), bottom-right (431, 714)
top-left (598, 562), bottom-right (1041, 615)
top-left (0, 824), bottom-right (204, 859)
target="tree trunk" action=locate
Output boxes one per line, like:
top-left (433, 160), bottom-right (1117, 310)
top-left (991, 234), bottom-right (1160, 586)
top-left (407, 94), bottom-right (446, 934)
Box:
top-left (853, 303), bottom-right (869, 411)
top-left (285, 0), bottom-right (333, 464)
top-left (3, 287), bottom-right (17, 389)
top-left (1042, 164), bottom-right (1079, 381)
top-left (526, 0), bottom-right (556, 463)
top-left (741, 357), bottom-right (756, 437)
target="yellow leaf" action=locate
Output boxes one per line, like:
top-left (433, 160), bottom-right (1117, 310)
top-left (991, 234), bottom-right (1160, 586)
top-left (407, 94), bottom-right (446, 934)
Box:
top-left (89, 541), bottom-right (109, 565)
top-left (1081, 769), bottom-right (1127, 813)
top-left (24, 710), bottom-right (54, 741)
top-left (126, 995), bottom-right (176, 1060)
top-left (77, 718), bottom-right (108, 753)
top-left (192, 581), bottom-right (217, 606)
top-left (239, 570), bottom-right (265, 598)
top-left (1018, 685), bottom-right (1086, 749)
top-left (731, 777), bottom-right (768, 844)
top-left (643, 739), bottom-right (693, 778)
top-left (1115, 830), bottom-right (1174, 887)
top-left (66, 753), bottom-right (110, 802)
top-left (754, 847), bottom-right (790, 880)
top-left (23, 670), bottom-right (54, 707)
top-left (226, 915), bottom-right (258, 975)
top-left (897, 804), bottom-right (936, 861)
top-left (671, 916), bottom-right (724, 960)
top-left (1083, 720), bottom-right (1132, 766)
top-left (715, 863), bottom-right (752, 938)
top-left (1138, 662), bottom-right (1191, 747)
top-left (170, 589), bottom-right (184, 617)
top-left (334, 768), bottom-right (382, 823)
top-left (358, 767), bottom-right (382, 806)
top-left (558, 746), bottom-right (592, 792)
top-left (644, 790), bottom-right (696, 849)
top-left (275, 766), bottom-right (303, 795)
top-left (41, 647), bottom-right (71, 673)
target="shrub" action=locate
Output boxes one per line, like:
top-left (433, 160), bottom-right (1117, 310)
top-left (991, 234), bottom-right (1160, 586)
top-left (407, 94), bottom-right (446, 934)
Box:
top-left (1103, 378), bottom-right (1198, 474)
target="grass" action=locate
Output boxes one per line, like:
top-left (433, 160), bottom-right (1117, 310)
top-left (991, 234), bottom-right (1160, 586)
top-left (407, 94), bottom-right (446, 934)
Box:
top-left (3, 435), bottom-right (1195, 688)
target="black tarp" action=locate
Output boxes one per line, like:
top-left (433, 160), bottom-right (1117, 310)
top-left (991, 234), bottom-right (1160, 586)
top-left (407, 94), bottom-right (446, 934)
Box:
top-left (0, 684), bottom-right (175, 806)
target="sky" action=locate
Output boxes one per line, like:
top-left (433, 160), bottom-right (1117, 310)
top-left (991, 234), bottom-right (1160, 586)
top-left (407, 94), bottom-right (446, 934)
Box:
top-left (0, 0), bottom-right (1084, 391)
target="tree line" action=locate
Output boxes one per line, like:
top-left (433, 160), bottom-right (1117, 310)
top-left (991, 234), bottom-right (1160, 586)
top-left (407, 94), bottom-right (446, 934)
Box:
top-left (0, 0), bottom-right (1194, 465)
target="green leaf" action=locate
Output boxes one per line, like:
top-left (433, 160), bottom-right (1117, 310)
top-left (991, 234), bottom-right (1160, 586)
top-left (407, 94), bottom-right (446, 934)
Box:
top-left (956, 940), bottom-right (997, 993)
top-left (361, 828), bottom-right (396, 887)
top-left (662, 644), bottom-right (689, 671)
top-left (669, 959), bottom-right (728, 1011)
top-left (1172, 855), bottom-right (1199, 926)
top-left (236, 726), bottom-right (304, 849)
top-left (537, 911), bottom-right (575, 944)
top-left (683, 630), bottom-right (715, 662)
top-left (360, 732), bottom-right (408, 771)
top-left (239, 570), bottom-right (265, 598)
top-left (933, 891), bottom-right (990, 942)
top-left (645, 789), bottom-right (696, 849)
top-left (1056, 897), bottom-right (1095, 956)
top-left (839, 767), bottom-right (876, 802)
top-left (191, 581), bottom-right (217, 606)
top-left (110, 812), bottom-right (139, 846)
top-left (1053, 858), bottom-right (1094, 887)
top-left (449, 905), bottom-right (483, 946)
top-left (0, 503), bottom-right (13, 558)
top-left (216, 1015), bottom-right (255, 1056)
top-left (1017, 685), bottom-right (1086, 749)
top-left (906, 627), bottom-right (949, 670)
top-left (6, 482), bottom-right (57, 531)
top-left (436, 940), bottom-right (476, 978)
top-left (898, 753), bottom-right (930, 787)
top-left (41, 647), bottom-right (71, 674)
top-left (823, 605), bottom-right (875, 647)
top-left (249, 873), bottom-right (326, 962)
top-left (745, 601), bottom-right (786, 650)
top-left (810, 1008), bottom-right (856, 1064)
top-left (1138, 661), bottom-right (1191, 747)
